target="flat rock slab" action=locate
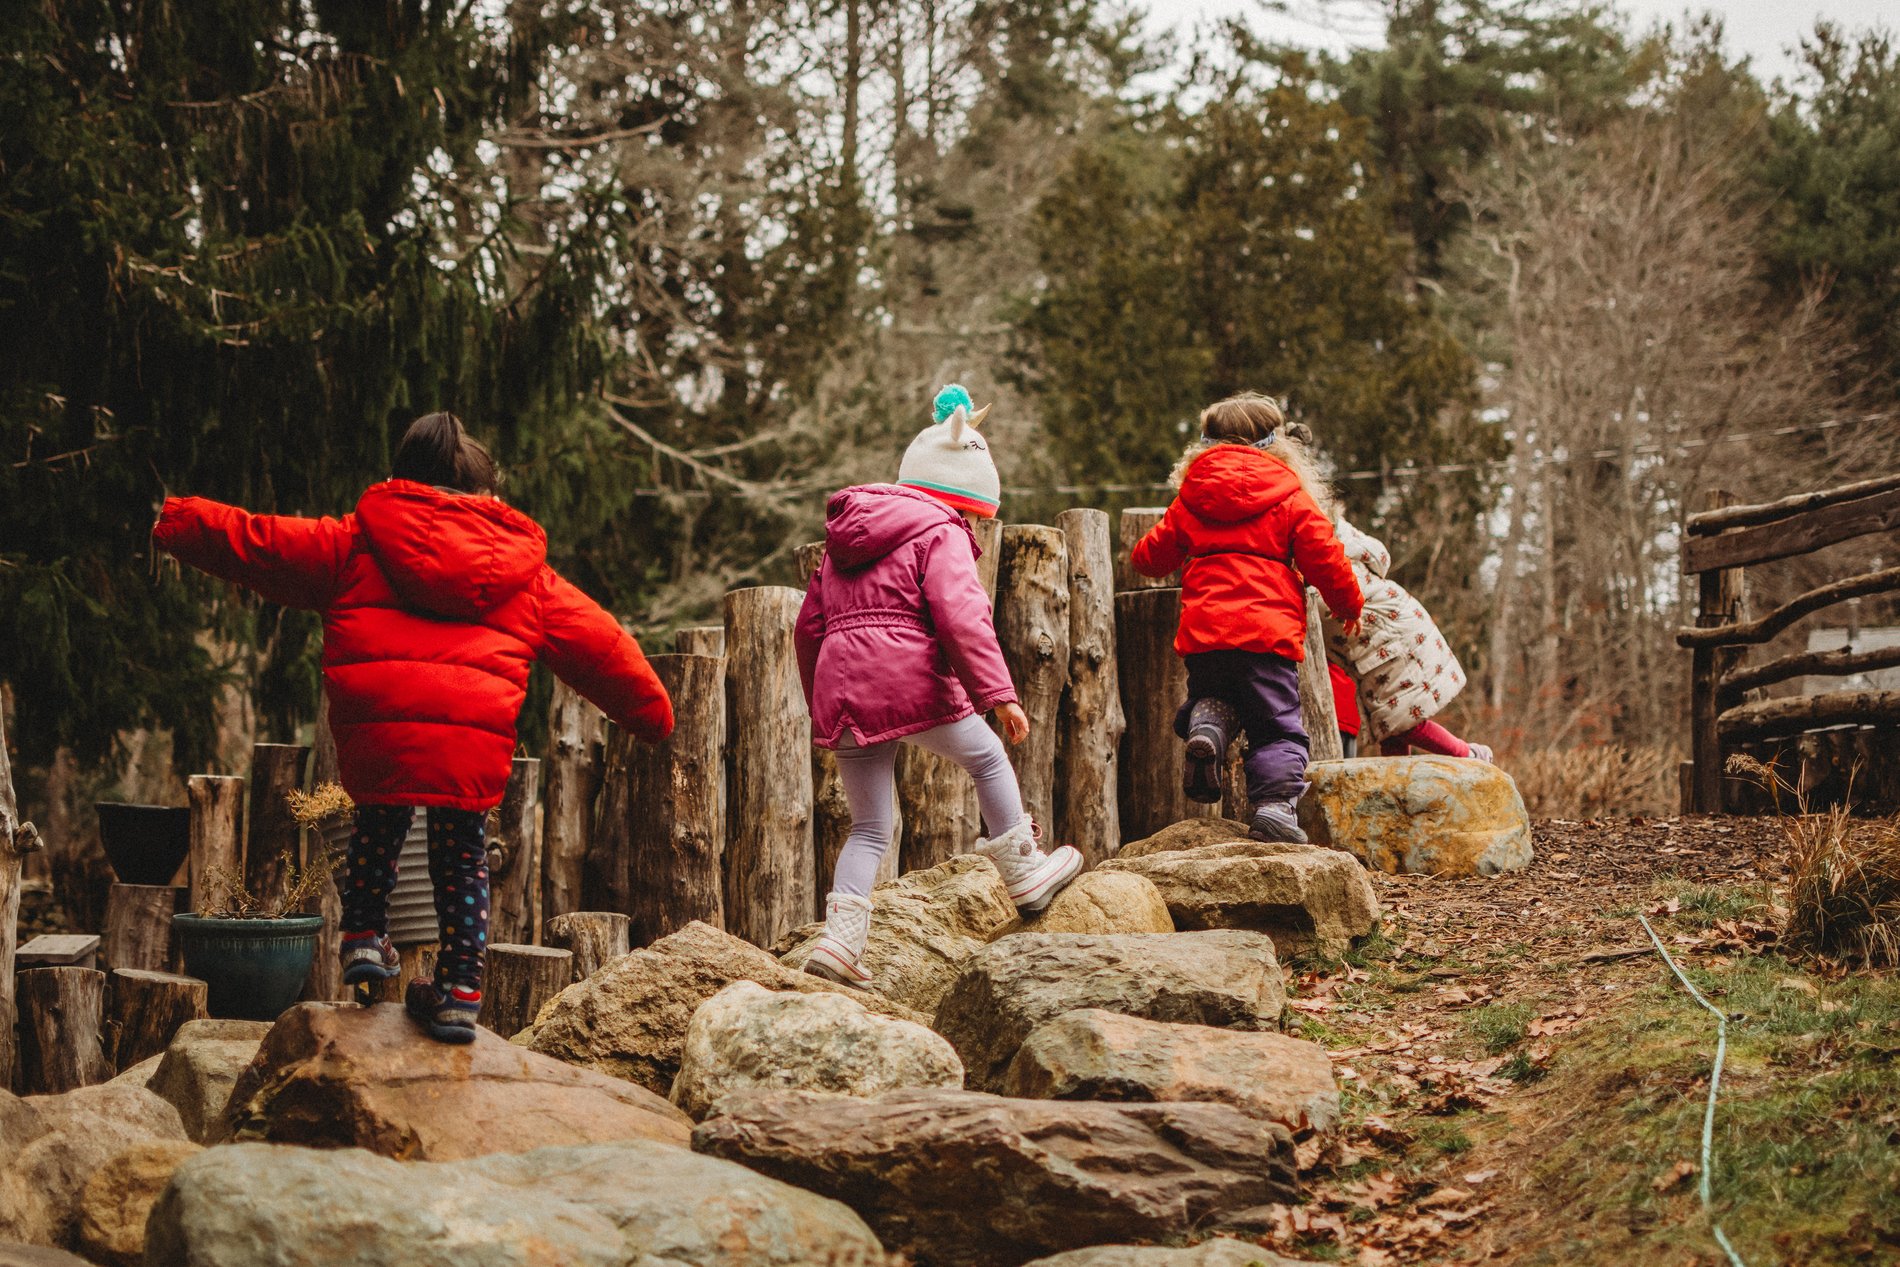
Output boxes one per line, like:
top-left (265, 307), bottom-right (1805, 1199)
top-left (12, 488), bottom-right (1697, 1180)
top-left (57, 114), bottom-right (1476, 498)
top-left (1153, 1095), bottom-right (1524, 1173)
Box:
top-left (933, 931), bottom-right (1285, 1091)
top-left (1023, 1241), bottom-right (1310, 1266)
top-left (673, 981), bottom-right (963, 1120)
top-left (146, 1139), bottom-right (890, 1267)
top-left (776, 855), bottom-right (1018, 1014)
top-left (1002, 869), bottom-right (1175, 937)
top-left (1300, 756), bottom-right (1533, 876)
top-left (695, 1089), bottom-right (1297, 1267)
top-left (1118, 819), bottom-right (1255, 859)
top-left (519, 920), bottom-right (923, 1097)
top-left (218, 1001), bottom-right (691, 1159)
top-left (1101, 838), bottom-right (1379, 958)
top-left (999, 1008), bottom-right (1339, 1136)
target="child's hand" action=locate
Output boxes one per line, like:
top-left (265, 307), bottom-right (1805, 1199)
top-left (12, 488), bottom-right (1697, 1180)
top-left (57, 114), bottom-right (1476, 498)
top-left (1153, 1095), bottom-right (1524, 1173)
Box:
top-left (995, 702), bottom-right (1030, 744)
top-left (1342, 617), bottom-right (1363, 639)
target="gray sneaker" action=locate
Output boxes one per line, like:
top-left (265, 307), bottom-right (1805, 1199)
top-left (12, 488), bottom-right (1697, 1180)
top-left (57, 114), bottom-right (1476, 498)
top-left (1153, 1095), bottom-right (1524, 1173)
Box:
top-left (1249, 799), bottom-right (1307, 844)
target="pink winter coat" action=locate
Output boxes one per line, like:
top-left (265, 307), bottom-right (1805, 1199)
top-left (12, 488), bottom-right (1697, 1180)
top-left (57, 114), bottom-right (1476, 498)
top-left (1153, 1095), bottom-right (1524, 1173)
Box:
top-left (796, 485), bottom-right (1018, 748)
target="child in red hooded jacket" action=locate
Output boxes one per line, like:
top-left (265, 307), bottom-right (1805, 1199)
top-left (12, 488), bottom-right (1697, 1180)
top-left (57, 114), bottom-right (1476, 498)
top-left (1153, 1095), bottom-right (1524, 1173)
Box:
top-left (153, 413), bottom-right (673, 1041)
top-left (1130, 395), bottom-right (1362, 842)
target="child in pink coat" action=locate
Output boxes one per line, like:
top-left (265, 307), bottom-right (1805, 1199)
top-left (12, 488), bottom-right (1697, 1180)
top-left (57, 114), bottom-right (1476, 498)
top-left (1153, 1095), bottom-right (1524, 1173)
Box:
top-left (795, 386), bottom-right (1083, 986)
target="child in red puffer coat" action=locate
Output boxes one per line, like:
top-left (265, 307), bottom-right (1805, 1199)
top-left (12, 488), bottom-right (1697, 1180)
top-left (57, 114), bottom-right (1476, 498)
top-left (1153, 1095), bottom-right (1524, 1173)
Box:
top-left (153, 413), bottom-right (672, 1041)
top-left (1130, 394), bottom-right (1362, 842)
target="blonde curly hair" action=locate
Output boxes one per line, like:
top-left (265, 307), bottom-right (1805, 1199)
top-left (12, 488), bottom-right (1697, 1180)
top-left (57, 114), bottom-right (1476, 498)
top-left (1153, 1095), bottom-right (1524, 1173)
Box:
top-left (1169, 392), bottom-right (1335, 514)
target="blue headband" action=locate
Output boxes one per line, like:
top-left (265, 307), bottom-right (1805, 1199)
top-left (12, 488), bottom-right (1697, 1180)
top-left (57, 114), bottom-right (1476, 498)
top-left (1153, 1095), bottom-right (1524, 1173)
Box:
top-left (1252, 430), bottom-right (1278, 449)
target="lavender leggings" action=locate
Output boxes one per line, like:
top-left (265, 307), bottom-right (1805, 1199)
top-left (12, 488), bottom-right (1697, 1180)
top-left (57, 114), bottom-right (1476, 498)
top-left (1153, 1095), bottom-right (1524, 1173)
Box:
top-left (830, 713), bottom-right (1026, 898)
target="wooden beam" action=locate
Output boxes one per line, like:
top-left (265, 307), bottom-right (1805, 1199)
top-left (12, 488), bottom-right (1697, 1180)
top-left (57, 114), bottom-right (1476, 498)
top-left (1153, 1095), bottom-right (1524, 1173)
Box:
top-left (1690, 491), bottom-right (1744, 813)
top-left (1687, 471), bottom-right (1900, 536)
top-left (1682, 487), bottom-right (1900, 574)
top-left (1718, 689), bottom-right (1900, 742)
top-left (1721, 642), bottom-right (1900, 701)
top-left (1114, 509), bottom-right (1173, 591)
top-left (1298, 594), bottom-right (1344, 763)
top-left (1677, 567), bottom-right (1900, 649)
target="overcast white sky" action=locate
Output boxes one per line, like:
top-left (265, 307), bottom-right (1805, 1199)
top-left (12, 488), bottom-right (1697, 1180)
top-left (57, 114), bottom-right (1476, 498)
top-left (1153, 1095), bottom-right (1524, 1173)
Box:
top-left (1142, 0), bottom-right (1896, 86)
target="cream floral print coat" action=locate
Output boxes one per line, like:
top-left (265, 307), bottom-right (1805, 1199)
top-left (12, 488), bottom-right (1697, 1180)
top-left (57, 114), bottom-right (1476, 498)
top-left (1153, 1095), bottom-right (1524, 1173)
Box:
top-left (1322, 517), bottom-right (1466, 742)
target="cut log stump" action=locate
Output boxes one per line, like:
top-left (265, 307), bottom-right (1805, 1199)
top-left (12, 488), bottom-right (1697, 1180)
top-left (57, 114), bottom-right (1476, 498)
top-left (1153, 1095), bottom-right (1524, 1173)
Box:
top-left (109, 968), bottom-right (207, 1071)
top-left (545, 911), bottom-right (630, 981)
top-left (479, 943), bottom-right (572, 1038)
top-left (18, 965), bottom-right (111, 1094)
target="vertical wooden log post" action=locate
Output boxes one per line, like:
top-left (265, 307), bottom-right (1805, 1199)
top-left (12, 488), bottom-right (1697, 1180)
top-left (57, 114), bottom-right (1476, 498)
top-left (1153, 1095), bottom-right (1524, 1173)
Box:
top-left (1114, 509), bottom-right (1173, 590)
top-left (1116, 586), bottom-right (1202, 841)
top-left (1056, 509), bottom-right (1124, 864)
top-left (18, 966), bottom-right (111, 1094)
top-left (541, 682), bottom-right (606, 928)
top-left (489, 758), bottom-right (543, 947)
top-left (103, 883), bottom-right (181, 973)
top-left (674, 626), bottom-right (728, 657)
top-left (996, 526), bottom-right (1071, 834)
top-left (1691, 491), bottom-right (1744, 814)
top-left (245, 743), bottom-right (310, 914)
top-left (622, 655), bottom-right (726, 946)
top-left (108, 969), bottom-right (206, 1071)
top-left (1, 699), bottom-right (46, 1091)
top-left (479, 943), bottom-right (572, 1038)
top-left (896, 517), bottom-right (1002, 870)
top-left (301, 703), bottom-right (344, 1002)
top-left (546, 911), bottom-right (630, 981)
top-left (1298, 594), bottom-right (1344, 764)
top-left (376, 945), bottom-right (438, 1005)
top-left (187, 775), bottom-right (245, 914)
top-left (723, 587), bottom-right (816, 946)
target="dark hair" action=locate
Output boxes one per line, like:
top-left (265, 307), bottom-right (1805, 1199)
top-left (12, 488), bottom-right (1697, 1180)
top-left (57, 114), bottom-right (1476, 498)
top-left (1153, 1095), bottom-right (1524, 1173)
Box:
top-left (392, 412), bottom-right (499, 494)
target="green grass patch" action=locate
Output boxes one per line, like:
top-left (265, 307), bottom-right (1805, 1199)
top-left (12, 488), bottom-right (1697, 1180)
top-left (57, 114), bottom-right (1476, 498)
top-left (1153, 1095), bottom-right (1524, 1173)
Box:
top-left (1464, 1001), bottom-right (1536, 1054)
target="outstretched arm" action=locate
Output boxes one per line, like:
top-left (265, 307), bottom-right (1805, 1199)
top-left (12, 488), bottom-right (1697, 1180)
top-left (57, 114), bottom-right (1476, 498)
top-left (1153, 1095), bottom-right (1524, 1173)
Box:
top-left (1286, 492), bottom-right (1363, 624)
top-left (151, 496), bottom-right (351, 610)
top-left (919, 528), bottom-right (1018, 713)
top-left (537, 572), bottom-right (674, 742)
top-left (1130, 503), bottom-right (1189, 579)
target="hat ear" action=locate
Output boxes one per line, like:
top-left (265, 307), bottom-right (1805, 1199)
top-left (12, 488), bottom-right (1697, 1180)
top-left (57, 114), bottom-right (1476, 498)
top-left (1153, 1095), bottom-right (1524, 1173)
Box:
top-left (946, 405), bottom-right (969, 444)
top-left (967, 402), bottom-right (990, 432)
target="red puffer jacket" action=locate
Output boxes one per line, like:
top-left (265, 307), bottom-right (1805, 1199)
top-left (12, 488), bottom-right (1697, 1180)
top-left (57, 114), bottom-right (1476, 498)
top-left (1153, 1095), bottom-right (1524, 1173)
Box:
top-left (1130, 445), bottom-right (1362, 660)
top-left (154, 481), bottom-right (673, 811)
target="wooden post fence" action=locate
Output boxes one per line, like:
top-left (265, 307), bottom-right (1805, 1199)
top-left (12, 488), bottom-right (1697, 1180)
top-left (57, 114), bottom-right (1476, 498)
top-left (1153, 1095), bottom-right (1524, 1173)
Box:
top-left (541, 682), bottom-right (605, 927)
top-left (186, 774), bottom-right (244, 913)
top-left (996, 525), bottom-right (1071, 834)
top-left (1, 699), bottom-right (44, 1091)
top-left (723, 587), bottom-right (815, 946)
top-left (489, 757), bottom-right (542, 946)
top-left (1056, 509), bottom-right (1124, 864)
top-left (613, 653), bottom-right (726, 946)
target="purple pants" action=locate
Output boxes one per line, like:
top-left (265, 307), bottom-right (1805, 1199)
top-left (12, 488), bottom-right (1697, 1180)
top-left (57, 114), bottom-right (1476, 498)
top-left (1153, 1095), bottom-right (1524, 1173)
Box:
top-left (1176, 650), bottom-right (1310, 804)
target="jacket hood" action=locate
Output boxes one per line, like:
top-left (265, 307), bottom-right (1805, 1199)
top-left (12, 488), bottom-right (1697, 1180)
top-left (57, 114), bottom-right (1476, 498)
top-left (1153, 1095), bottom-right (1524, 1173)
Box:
top-left (1175, 444), bottom-right (1301, 524)
top-left (1334, 517), bottom-right (1391, 579)
top-left (355, 480), bottom-right (548, 619)
top-left (824, 483), bottom-right (973, 570)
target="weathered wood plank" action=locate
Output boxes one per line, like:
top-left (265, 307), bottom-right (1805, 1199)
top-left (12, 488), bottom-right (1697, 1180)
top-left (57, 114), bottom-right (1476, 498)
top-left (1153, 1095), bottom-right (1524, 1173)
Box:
top-left (1682, 487), bottom-right (1900, 574)
top-left (1717, 689), bottom-right (1900, 742)
top-left (1687, 471), bottom-right (1900, 536)
top-left (1691, 492), bottom-right (1745, 814)
top-left (1720, 642), bottom-right (1900, 701)
top-left (1677, 567), bottom-right (1900, 649)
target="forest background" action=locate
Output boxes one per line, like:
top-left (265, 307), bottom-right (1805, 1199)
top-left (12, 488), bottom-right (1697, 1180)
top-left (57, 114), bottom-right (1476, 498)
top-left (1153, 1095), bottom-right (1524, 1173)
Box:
top-left (2, 0), bottom-right (1896, 843)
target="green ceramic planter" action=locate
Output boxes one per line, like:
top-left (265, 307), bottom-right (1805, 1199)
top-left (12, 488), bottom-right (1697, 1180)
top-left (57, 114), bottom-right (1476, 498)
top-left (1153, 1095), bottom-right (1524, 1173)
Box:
top-left (172, 913), bottom-right (323, 1021)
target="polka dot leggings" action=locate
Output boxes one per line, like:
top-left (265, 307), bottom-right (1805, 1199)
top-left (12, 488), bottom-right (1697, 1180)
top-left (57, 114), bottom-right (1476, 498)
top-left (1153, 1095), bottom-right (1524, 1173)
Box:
top-left (340, 805), bottom-right (489, 993)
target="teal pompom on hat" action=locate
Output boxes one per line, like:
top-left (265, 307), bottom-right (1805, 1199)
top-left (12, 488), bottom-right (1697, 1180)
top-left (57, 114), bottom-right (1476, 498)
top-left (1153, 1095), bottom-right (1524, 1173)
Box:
top-left (900, 385), bottom-right (1000, 518)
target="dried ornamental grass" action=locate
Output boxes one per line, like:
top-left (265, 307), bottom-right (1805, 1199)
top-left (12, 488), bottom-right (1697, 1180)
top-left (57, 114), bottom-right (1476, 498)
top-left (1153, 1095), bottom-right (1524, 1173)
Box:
top-left (193, 849), bottom-right (343, 919)
top-left (1728, 753), bottom-right (1900, 967)
top-left (1504, 743), bottom-right (1675, 820)
top-left (285, 781), bottom-right (354, 829)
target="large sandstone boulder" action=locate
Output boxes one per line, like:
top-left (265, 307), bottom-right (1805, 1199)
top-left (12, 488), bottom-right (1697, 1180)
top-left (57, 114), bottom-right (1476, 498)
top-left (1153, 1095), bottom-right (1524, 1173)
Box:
top-left (75, 1140), bottom-right (202, 1266)
top-left (775, 856), bottom-right (1017, 1013)
top-left (0, 1083), bottom-right (187, 1249)
top-left (1023, 1242), bottom-right (1306, 1266)
top-left (217, 1001), bottom-right (691, 1158)
top-left (998, 1009), bottom-right (1339, 1136)
top-left (518, 920), bottom-right (924, 1097)
top-left (1117, 818), bottom-right (1256, 860)
top-left (146, 1139), bottom-right (892, 1267)
top-left (1004, 870), bottom-right (1175, 937)
top-left (932, 931), bottom-right (1286, 1091)
top-left (0, 1245), bottom-right (98, 1266)
top-left (673, 981), bottom-right (963, 1120)
top-left (1101, 836), bottom-right (1379, 958)
top-left (695, 1089), bottom-right (1297, 1267)
top-left (148, 1018), bottom-right (270, 1143)
top-left (1300, 756), bottom-right (1533, 876)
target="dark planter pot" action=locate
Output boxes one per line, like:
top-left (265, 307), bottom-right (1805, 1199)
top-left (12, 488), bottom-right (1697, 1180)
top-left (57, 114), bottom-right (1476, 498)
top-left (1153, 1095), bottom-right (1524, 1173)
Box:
top-left (96, 802), bottom-right (192, 885)
top-left (172, 913), bottom-right (323, 1021)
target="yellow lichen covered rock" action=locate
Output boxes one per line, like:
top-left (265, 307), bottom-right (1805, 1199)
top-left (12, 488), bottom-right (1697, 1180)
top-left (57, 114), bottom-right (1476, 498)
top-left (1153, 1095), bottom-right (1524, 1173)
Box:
top-left (1300, 755), bottom-right (1533, 877)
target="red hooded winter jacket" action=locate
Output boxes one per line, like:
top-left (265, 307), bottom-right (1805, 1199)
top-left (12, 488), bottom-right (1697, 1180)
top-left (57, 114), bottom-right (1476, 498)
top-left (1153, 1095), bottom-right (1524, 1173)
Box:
top-left (153, 480), bottom-right (674, 811)
top-left (1130, 445), bottom-right (1363, 661)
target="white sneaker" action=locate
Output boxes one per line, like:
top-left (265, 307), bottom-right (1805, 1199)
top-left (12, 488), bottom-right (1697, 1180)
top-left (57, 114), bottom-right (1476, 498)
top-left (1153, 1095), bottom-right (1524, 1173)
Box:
top-left (977, 820), bottom-right (1084, 913)
top-left (804, 892), bottom-right (874, 988)
top-left (1468, 743), bottom-right (1494, 764)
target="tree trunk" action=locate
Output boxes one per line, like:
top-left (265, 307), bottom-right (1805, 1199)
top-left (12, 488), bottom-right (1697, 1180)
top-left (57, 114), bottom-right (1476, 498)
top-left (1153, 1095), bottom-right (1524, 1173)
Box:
top-left (1115, 587), bottom-right (1210, 842)
top-left (478, 944), bottom-right (572, 1038)
top-left (108, 968), bottom-right (206, 1071)
top-left (489, 758), bottom-right (542, 946)
top-left (541, 682), bottom-right (605, 927)
top-left (1115, 509), bottom-right (1173, 591)
top-left (995, 526), bottom-right (1070, 834)
top-left (614, 654), bottom-right (726, 946)
top-left (1055, 510), bottom-right (1124, 863)
top-left (722, 587), bottom-right (815, 947)
top-left (1, 698), bottom-right (45, 1091)
top-left (18, 966), bottom-right (111, 1094)
top-left (301, 703), bottom-right (344, 1002)
top-left (545, 911), bottom-right (630, 981)
top-left (1298, 595), bottom-right (1344, 763)
top-left (1691, 491), bottom-right (1743, 812)
top-left (244, 744), bottom-right (309, 914)
top-left (187, 775), bottom-right (245, 914)
top-left (102, 883), bottom-right (180, 973)
top-left (377, 944), bottom-right (439, 1004)
top-left (673, 626), bottom-right (727, 657)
